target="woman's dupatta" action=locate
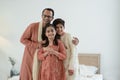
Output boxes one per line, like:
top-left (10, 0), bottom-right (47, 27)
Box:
top-left (32, 21), bottom-right (42, 80)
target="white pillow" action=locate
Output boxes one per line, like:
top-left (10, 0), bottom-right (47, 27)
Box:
top-left (79, 64), bottom-right (98, 76)
top-left (8, 75), bottom-right (19, 80)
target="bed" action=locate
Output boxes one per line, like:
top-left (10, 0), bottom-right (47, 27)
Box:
top-left (77, 53), bottom-right (103, 80)
top-left (8, 53), bottom-right (103, 80)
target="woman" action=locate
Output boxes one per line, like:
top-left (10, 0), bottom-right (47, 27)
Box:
top-left (53, 18), bottom-right (79, 80)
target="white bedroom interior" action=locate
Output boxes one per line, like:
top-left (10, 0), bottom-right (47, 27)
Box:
top-left (0, 0), bottom-right (120, 80)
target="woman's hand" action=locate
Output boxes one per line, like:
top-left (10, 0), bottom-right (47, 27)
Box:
top-left (68, 70), bottom-right (74, 75)
top-left (72, 37), bottom-right (79, 45)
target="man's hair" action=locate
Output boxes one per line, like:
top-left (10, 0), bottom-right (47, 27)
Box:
top-left (42, 8), bottom-right (54, 17)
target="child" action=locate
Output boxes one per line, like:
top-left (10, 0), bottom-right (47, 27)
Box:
top-left (53, 18), bottom-right (79, 80)
top-left (37, 24), bottom-right (66, 80)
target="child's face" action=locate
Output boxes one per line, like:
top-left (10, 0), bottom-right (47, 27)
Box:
top-left (45, 26), bottom-right (56, 40)
top-left (55, 23), bottom-right (64, 35)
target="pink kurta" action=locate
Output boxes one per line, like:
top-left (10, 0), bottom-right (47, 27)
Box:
top-left (20, 22), bottom-right (41, 80)
top-left (38, 40), bottom-right (66, 80)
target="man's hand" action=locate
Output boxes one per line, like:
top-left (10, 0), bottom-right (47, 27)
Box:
top-left (37, 40), bottom-right (46, 48)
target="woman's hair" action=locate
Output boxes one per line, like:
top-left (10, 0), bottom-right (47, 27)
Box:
top-left (53, 18), bottom-right (65, 28)
top-left (42, 23), bottom-right (59, 47)
top-left (52, 18), bottom-right (65, 39)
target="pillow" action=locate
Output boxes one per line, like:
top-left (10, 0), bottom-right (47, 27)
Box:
top-left (79, 64), bottom-right (98, 76)
top-left (8, 75), bottom-right (19, 80)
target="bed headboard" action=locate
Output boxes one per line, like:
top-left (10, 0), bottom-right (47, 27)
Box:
top-left (78, 53), bottom-right (100, 73)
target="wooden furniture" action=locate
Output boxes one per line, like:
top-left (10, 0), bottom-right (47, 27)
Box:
top-left (78, 53), bottom-right (100, 73)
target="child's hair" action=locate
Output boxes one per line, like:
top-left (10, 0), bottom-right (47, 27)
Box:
top-left (42, 23), bottom-right (59, 47)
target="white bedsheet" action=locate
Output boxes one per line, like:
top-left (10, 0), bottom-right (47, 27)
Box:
top-left (78, 74), bottom-right (103, 80)
top-left (8, 74), bottom-right (103, 80)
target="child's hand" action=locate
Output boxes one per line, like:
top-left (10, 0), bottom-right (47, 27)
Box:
top-left (46, 47), bottom-right (54, 52)
top-left (49, 49), bottom-right (56, 55)
top-left (45, 47), bottom-right (58, 56)
top-left (44, 52), bottom-right (49, 57)
top-left (48, 48), bottom-right (58, 55)
top-left (68, 70), bottom-right (74, 75)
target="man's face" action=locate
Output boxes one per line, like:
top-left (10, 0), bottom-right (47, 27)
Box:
top-left (42, 10), bottom-right (53, 25)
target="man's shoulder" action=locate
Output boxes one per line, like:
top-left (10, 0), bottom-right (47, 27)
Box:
top-left (29, 22), bottom-right (39, 26)
top-left (27, 22), bottom-right (40, 28)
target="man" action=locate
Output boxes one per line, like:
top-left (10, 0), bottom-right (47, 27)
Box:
top-left (19, 8), bottom-right (54, 80)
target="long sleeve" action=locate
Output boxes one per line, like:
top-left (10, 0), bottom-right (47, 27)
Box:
top-left (57, 40), bottom-right (66, 60)
top-left (20, 23), bottom-right (42, 48)
top-left (67, 34), bottom-right (75, 70)
top-left (37, 48), bottom-right (46, 61)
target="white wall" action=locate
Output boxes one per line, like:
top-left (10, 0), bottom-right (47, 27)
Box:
top-left (0, 0), bottom-right (120, 80)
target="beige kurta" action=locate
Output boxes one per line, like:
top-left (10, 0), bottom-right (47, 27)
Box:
top-left (19, 22), bottom-right (42, 80)
top-left (60, 32), bottom-right (76, 80)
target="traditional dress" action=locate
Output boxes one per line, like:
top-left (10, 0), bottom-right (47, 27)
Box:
top-left (60, 32), bottom-right (79, 80)
top-left (38, 40), bottom-right (66, 80)
top-left (20, 22), bottom-right (43, 80)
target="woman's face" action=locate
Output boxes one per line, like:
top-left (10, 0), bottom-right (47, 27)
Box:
top-left (45, 26), bottom-right (56, 40)
top-left (55, 23), bottom-right (64, 35)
